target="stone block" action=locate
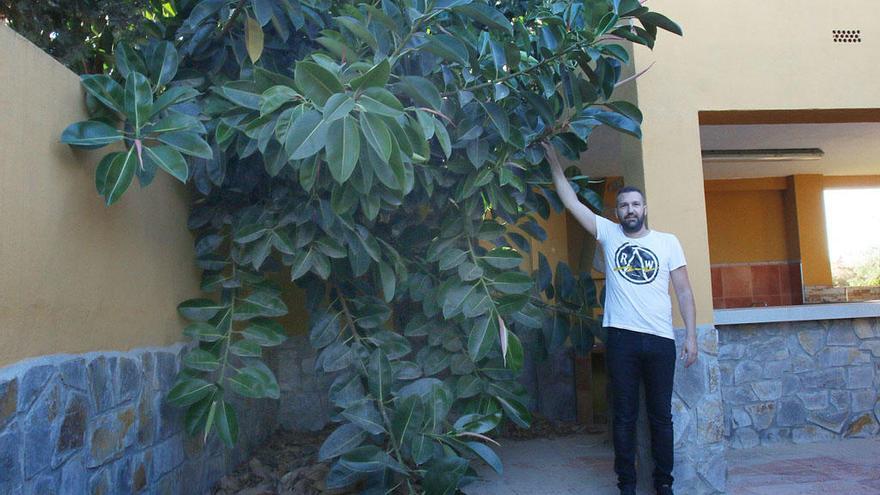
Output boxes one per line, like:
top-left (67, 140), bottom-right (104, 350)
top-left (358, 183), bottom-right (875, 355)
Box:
top-left (854, 320), bottom-right (876, 339)
top-left (776, 397), bottom-right (806, 427)
top-left (830, 389), bottom-right (850, 412)
top-left (745, 402), bottom-right (776, 430)
top-left (731, 406), bottom-right (752, 428)
top-left (781, 374), bottom-right (801, 395)
top-left (734, 361), bottom-right (762, 385)
top-left (718, 343), bottom-right (746, 361)
top-left (826, 321), bottom-right (859, 346)
top-left (0, 426), bottom-right (22, 493)
top-left (52, 393), bottom-right (88, 468)
top-left (697, 398), bottom-right (724, 444)
top-left (156, 468), bottom-right (182, 495)
top-left (762, 360), bottom-right (790, 379)
top-left (750, 337), bottom-right (791, 361)
top-left (875, 399), bottom-right (880, 425)
top-left (845, 413), bottom-right (878, 438)
top-left (140, 353), bottom-right (156, 390)
top-left (791, 354), bottom-right (816, 373)
top-left (87, 407), bottom-right (137, 468)
top-left (818, 347), bottom-right (869, 367)
top-left (797, 391), bottom-right (829, 411)
top-left (696, 445), bottom-right (727, 493)
top-left (723, 385), bottom-right (755, 405)
top-left (751, 380), bottom-right (782, 401)
top-left (792, 425), bottom-right (837, 444)
top-left (87, 357), bottom-right (115, 414)
top-left (60, 455), bottom-right (87, 495)
top-left (136, 385), bottom-right (156, 447)
top-left (860, 340), bottom-right (880, 357)
top-left (797, 329), bottom-right (825, 356)
top-left (22, 378), bottom-right (61, 479)
top-left (808, 408), bottom-right (849, 433)
top-left (0, 378), bottom-right (17, 430)
top-left (88, 468), bottom-right (112, 495)
top-left (718, 361), bottom-right (734, 387)
top-left (799, 368), bottom-right (846, 389)
top-left (17, 365), bottom-right (55, 414)
top-left (850, 389), bottom-right (876, 412)
top-left (730, 427), bottom-right (759, 449)
top-left (24, 471), bottom-right (59, 495)
top-left (155, 353), bottom-right (177, 393)
top-left (59, 359), bottom-right (87, 392)
top-left (130, 452), bottom-right (152, 494)
top-left (846, 365), bottom-right (874, 389)
top-left (760, 427), bottom-right (791, 444)
top-left (152, 435), bottom-right (185, 477)
top-left (115, 357), bottom-right (141, 405)
top-left (671, 396), bottom-right (690, 446)
top-left (697, 328), bottom-right (719, 355)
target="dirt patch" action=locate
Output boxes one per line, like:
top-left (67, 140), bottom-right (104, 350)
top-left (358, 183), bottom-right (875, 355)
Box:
top-left (213, 415), bottom-right (605, 494)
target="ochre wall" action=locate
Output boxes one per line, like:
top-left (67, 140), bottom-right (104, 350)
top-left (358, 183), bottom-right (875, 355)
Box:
top-left (0, 25), bottom-right (200, 367)
top-left (630, 0), bottom-right (880, 324)
top-left (705, 189), bottom-right (792, 264)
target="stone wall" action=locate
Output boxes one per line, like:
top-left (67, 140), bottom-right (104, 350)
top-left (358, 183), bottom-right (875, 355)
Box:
top-left (718, 318), bottom-right (880, 449)
top-left (662, 327), bottom-right (727, 494)
top-left (0, 344), bottom-right (277, 495)
top-left (275, 335), bottom-right (333, 432)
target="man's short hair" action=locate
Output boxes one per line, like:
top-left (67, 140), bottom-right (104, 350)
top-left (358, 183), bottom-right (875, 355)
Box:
top-left (616, 185), bottom-right (646, 203)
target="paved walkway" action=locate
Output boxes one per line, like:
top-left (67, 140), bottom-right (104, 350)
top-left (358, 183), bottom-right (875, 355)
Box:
top-left (462, 434), bottom-right (880, 495)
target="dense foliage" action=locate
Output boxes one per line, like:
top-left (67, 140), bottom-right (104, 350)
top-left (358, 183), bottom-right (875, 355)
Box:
top-left (58, 0), bottom-right (679, 491)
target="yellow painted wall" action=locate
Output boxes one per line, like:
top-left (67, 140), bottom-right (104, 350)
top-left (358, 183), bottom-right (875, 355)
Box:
top-left (0, 25), bottom-right (200, 367)
top-left (790, 175), bottom-right (833, 285)
top-left (705, 189), bottom-right (793, 264)
top-left (628, 0), bottom-right (880, 324)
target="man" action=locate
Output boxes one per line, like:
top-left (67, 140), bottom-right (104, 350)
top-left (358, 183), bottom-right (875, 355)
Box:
top-left (544, 143), bottom-right (698, 495)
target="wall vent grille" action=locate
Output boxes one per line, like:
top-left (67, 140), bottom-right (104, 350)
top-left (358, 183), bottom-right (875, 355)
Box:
top-left (833, 30), bottom-right (861, 43)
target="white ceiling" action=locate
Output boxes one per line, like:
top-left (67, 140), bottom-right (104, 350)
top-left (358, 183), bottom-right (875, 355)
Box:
top-left (575, 122), bottom-right (880, 180)
top-left (700, 123), bottom-right (880, 179)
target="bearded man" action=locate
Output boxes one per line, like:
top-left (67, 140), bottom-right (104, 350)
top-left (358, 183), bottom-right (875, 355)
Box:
top-left (544, 143), bottom-right (698, 495)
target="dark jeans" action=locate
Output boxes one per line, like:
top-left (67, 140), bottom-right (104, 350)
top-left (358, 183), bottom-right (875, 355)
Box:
top-left (606, 327), bottom-right (676, 491)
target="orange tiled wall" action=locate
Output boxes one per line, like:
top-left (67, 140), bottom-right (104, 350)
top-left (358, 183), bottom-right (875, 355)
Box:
top-left (711, 262), bottom-right (803, 309)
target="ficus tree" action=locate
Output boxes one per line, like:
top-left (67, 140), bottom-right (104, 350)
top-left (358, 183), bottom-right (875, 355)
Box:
top-left (59, 0), bottom-right (679, 492)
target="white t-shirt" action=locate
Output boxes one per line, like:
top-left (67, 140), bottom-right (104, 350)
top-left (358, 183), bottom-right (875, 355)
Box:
top-left (595, 216), bottom-right (686, 340)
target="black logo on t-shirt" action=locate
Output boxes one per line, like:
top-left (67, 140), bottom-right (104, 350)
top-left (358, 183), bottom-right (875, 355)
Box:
top-left (613, 243), bottom-right (659, 284)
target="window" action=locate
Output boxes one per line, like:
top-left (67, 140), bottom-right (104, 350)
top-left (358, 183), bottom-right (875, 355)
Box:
top-left (824, 188), bottom-right (880, 289)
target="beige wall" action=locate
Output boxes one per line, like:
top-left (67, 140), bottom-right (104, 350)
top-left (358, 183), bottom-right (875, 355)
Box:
top-left (628, 1), bottom-right (880, 325)
top-left (0, 26), bottom-right (199, 367)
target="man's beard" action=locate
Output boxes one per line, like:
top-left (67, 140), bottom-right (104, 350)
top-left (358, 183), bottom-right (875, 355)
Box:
top-left (620, 213), bottom-right (645, 233)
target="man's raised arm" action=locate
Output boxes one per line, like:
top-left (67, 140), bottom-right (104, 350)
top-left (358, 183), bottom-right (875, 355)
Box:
top-left (543, 142), bottom-right (598, 238)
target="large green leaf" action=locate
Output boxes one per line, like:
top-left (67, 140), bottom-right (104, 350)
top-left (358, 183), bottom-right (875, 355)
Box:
top-left (350, 59), bottom-right (391, 90)
top-left (124, 72), bottom-right (153, 134)
top-left (398, 76), bottom-right (442, 111)
top-left (325, 116), bottom-right (359, 183)
top-left (294, 61), bottom-right (343, 106)
top-left (422, 35), bottom-right (469, 65)
top-left (178, 298), bottom-right (226, 321)
top-left (157, 131), bottom-right (213, 159)
top-left (147, 41), bottom-right (179, 87)
top-left (285, 110), bottom-right (329, 160)
top-left (482, 247), bottom-right (523, 269)
top-left (143, 145), bottom-right (188, 182)
top-left (183, 349), bottom-right (220, 372)
top-left (167, 377), bottom-right (216, 407)
top-left (242, 318), bottom-right (287, 346)
top-left (80, 75), bottom-right (124, 114)
top-left (214, 399), bottom-right (239, 447)
top-left (61, 121), bottom-right (122, 149)
top-left (101, 146), bottom-right (137, 205)
top-left (359, 112), bottom-right (392, 162)
top-left (319, 423), bottom-right (367, 461)
top-left (367, 349), bottom-right (393, 403)
top-left (467, 315), bottom-right (499, 362)
top-left (491, 271), bottom-right (533, 294)
top-left (452, 3), bottom-right (513, 34)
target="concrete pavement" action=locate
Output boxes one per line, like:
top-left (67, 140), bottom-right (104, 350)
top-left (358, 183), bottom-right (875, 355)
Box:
top-left (462, 434), bottom-right (880, 494)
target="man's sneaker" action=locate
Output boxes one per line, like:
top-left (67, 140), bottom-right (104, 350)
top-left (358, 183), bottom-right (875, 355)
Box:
top-left (656, 484), bottom-right (674, 495)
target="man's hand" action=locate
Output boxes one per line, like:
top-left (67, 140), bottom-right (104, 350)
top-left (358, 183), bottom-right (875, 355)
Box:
top-left (541, 141), bottom-right (597, 237)
top-left (681, 335), bottom-right (698, 367)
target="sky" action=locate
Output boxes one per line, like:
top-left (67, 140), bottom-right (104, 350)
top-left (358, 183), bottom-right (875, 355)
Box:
top-left (824, 188), bottom-right (880, 264)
